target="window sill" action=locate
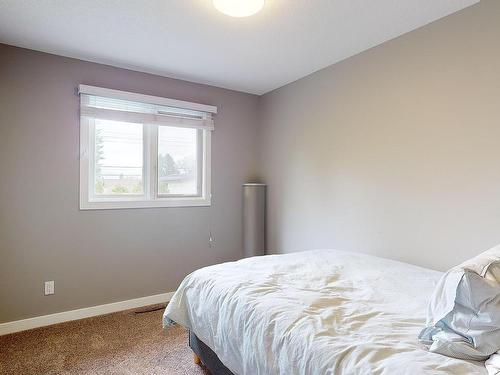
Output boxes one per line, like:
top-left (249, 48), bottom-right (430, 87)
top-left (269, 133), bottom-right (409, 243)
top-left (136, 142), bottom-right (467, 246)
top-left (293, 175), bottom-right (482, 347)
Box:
top-left (79, 197), bottom-right (211, 210)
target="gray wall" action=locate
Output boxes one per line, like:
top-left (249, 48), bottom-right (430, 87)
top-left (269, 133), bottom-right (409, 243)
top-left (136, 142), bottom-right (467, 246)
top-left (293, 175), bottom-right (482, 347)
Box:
top-left (259, 0), bottom-right (500, 272)
top-left (0, 44), bottom-right (259, 323)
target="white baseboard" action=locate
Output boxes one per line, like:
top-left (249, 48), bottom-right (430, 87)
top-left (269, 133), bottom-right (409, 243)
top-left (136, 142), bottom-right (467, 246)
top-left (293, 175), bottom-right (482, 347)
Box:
top-left (0, 291), bottom-right (175, 336)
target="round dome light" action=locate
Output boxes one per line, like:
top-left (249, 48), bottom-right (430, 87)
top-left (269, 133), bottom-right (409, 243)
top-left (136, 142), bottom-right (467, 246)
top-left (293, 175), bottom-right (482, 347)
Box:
top-left (213, 0), bottom-right (265, 17)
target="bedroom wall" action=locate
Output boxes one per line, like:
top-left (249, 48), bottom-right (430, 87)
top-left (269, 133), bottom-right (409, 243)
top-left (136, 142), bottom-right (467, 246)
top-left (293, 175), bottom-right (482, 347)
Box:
top-left (0, 44), bottom-right (259, 323)
top-left (258, 0), bottom-right (500, 271)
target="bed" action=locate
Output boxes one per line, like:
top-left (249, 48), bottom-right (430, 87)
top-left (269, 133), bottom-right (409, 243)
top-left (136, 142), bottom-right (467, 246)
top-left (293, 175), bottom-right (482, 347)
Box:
top-left (163, 250), bottom-right (487, 374)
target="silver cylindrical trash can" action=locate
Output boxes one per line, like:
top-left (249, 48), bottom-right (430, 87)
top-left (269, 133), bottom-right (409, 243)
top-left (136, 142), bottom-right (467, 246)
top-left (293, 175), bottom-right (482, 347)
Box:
top-left (243, 183), bottom-right (266, 258)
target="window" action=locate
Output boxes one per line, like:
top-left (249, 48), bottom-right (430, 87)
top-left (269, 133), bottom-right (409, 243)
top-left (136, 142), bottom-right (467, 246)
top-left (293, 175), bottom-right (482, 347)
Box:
top-left (79, 85), bottom-right (216, 209)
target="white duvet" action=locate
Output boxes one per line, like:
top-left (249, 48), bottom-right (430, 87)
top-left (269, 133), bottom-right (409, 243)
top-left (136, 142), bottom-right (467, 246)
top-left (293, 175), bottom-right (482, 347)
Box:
top-left (164, 250), bottom-right (487, 375)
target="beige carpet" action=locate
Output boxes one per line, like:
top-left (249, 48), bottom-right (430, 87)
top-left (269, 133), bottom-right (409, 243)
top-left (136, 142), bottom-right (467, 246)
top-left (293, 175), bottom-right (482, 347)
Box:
top-left (0, 305), bottom-right (210, 375)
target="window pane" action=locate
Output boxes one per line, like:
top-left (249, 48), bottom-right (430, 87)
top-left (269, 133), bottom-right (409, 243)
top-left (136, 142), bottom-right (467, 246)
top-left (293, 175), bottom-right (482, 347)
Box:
top-left (94, 120), bottom-right (143, 195)
top-left (158, 126), bottom-right (199, 196)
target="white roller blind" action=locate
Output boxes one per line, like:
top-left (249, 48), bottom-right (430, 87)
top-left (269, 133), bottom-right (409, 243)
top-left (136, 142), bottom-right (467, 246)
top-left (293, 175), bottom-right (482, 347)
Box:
top-left (79, 85), bottom-right (216, 131)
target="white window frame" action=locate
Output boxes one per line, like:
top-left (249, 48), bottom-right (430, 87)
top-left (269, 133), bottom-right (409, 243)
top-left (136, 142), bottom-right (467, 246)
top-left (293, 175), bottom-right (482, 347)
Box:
top-left (79, 85), bottom-right (216, 210)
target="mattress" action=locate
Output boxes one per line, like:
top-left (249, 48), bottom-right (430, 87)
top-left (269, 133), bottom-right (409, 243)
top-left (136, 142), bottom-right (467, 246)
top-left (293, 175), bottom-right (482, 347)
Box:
top-left (164, 249), bottom-right (487, 375)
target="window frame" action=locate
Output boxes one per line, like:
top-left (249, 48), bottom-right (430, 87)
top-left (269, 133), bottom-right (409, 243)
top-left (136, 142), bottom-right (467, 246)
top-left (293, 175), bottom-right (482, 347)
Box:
top-left (79, 86), bottom-right (214, 210)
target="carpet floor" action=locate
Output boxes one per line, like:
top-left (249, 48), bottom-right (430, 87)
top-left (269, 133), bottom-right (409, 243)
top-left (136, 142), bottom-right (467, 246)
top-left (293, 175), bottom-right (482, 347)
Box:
top-left (0, 305), bottom-right (210, 375)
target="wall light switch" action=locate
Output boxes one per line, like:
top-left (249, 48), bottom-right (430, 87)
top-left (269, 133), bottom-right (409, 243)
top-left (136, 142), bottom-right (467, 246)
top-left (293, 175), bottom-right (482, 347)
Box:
top-left (44, 280), bottom-right (55, 295)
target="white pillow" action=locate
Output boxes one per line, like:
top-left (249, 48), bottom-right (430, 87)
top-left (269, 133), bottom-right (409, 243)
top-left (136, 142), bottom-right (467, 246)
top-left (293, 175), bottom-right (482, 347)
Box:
top-left (486, 351), bottom-right (500, 375)
top-left (419, 244), bottom-right (500, 363)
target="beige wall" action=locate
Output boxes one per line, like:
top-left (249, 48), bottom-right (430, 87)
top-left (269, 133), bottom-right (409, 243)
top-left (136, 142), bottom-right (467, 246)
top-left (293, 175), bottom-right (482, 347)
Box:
top-left (259, 0), bottom-right (500, 271)
top-left (0, 45), bottom-right (259, 323)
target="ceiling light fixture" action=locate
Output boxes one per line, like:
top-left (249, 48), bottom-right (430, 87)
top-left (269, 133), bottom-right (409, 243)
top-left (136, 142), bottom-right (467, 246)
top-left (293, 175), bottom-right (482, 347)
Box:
top-left (213, 0), bottom-right (265, 17)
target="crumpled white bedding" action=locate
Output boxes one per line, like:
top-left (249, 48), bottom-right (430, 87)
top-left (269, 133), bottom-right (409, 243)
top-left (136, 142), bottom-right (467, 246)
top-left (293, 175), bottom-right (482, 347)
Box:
top-left (164, 250), bottom-right (487, 375)
top-left (419, 245), bottom-right (500, 373)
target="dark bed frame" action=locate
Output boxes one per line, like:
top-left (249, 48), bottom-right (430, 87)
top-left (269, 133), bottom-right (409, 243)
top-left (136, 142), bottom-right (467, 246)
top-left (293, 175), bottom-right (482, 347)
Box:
top-left (189, 330), bottom-right (234, 375)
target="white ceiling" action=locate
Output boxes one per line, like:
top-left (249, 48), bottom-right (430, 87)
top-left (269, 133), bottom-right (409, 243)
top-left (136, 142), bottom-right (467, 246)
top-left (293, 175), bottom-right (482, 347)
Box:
top-left (0, 0), bottom-right (479, 95)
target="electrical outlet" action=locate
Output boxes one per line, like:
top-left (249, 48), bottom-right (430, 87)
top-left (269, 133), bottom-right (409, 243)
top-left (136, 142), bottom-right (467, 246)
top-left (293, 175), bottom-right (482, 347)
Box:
top-left (44, 281), bottom-right (55, 295)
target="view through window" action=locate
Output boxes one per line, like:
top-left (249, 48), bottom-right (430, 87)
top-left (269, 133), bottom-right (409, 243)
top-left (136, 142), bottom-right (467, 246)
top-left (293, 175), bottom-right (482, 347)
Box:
top-left (158, 126), bottom-right (199, 196)
top-left (94, 120), bottom-right (144, 196)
